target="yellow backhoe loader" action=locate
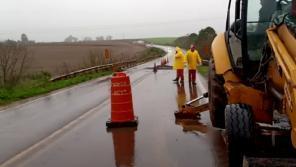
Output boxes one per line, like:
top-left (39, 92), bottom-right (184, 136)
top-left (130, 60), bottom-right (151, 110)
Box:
top-left (210, 0), bottom-right (296, 166)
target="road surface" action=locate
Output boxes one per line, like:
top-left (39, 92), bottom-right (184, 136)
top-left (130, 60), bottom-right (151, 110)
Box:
top-left (0, 46), bottom-right (229, 167)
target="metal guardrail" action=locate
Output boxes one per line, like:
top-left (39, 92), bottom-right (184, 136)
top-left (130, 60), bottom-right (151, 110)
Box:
top-left (49, 49), bottom-right (168, 82)
top-left (50, 60), bottom-right (138, 82)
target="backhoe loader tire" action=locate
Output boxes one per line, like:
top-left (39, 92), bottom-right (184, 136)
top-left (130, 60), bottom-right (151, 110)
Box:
top-left (208, 59), bottom-right (227, 128)
top-left (225, 104), bottom-right (254, 167)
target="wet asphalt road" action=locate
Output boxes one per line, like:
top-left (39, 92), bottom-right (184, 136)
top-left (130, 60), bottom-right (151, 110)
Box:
top-left (0, 46), bottom-right (228, 167)
top-left (0, 72), bottom-right (110, 164)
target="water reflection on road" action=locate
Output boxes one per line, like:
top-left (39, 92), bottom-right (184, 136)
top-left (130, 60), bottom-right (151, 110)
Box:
top-left (189, 84), bottom-right (198, 101)
top-left (175, 83), bottom-right (186, 111)
top-left (108, 127), bottom-right (137, 167)
top-left (174, 82), bottom-right (228, 167)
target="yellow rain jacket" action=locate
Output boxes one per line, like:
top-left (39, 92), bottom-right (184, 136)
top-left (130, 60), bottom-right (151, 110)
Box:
top-left (186, 50), bottom-right (202, 70)
top-left (173, 47), bottom-right (185, 70)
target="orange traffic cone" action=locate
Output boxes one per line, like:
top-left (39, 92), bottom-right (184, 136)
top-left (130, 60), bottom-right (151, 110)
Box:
top-left (106, 72), bottom-right (138, 128)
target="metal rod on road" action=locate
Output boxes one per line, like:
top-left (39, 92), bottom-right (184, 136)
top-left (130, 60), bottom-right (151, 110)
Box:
top-left (186, 92), bottom-right (208, 106)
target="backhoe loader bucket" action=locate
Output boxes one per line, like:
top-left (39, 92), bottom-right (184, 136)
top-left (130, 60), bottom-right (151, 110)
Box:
top-left (174, 93), bottom-right (209, 119)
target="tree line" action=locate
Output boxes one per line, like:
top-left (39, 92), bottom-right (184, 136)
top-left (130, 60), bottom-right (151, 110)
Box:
top-left (174, 26), bottom-right (217, 60)
top-left (0, 34), bottom-right (32, 87)
top-left (64, 35), bottom-right (113, 42)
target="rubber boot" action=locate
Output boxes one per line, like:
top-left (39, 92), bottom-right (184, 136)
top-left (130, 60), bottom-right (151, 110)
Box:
top-left (180, 80), bottom-right (184, 85)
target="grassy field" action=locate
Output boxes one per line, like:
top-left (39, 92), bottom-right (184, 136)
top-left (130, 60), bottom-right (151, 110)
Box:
top-left (198, 65), bottom-right (209, 77)
top-left (143, 37), bottom-right (177, 46)
top-left (0, 71), bottom-right (112, 106)
top-left (28, 41), bottom-right (147, 76)
top-left (0, 47), bottom-right (166, 106)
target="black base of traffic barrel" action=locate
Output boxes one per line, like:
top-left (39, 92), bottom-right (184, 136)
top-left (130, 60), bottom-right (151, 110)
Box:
top-left (174, 111), bottom-right (201, 120)
top-left (106, 117), bottom-right (138, 128)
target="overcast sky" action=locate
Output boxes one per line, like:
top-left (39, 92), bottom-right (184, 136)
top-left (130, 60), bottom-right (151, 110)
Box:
top-left (0, 0), bottom-right (229, 42)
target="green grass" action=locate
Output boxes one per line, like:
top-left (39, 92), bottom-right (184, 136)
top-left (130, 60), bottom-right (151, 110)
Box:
top-left (198, 65), bottom-right (209, 77)
top-left (143, 37), bottom-right (177, 46)
top-left (0, 71), bottom-right (112, 106)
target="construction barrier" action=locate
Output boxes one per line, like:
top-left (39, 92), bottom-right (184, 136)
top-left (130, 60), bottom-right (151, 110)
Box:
top-left (106, 72), bottom-right (138, 128)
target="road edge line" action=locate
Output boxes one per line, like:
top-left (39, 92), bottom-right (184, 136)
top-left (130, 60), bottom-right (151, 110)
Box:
top-left (0, 100), bottom-right (108, 167)
top-left (0, 76), bottom-right (111, 112)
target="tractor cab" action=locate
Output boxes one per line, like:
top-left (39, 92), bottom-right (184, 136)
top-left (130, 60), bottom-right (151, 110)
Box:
top-left (226, 0), bottom-right (293, 78)
top-left (210, 0), bottom-right (296, 166)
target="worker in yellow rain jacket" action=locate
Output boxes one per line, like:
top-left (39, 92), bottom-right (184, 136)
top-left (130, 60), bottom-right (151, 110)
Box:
top-left (186, 44), bottom-right (202, 85)
top-left (173, 47), bottom-right (185, 84)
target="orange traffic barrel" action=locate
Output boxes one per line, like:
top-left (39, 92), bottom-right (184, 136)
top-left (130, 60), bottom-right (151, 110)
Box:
top-left (106, 72), bottom-right (138, 128)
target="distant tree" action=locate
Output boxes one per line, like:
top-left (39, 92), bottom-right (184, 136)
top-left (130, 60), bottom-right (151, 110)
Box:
top-left (21, 34), bottom-right (29, 43)
top-left (0, 40), bottom-right (30, 87)
top-left (173, 33), bottom-right (198, 50)
top-left (106, 35), bottom-right (112, 40)
top-left (189, 33), bottom-right (198, 43)
top-left (195, 27), bottom-right (217, 60)
top-left (64, 35), bottom-right (78, 42)
top-left (173, 26), bottom-right (217, 60)
top-left (96, 36), bottom-right (104, 41)
top-left (174, 36), bottom-right (191, 49)
top-left (83, 37), bottom-right (93, 42)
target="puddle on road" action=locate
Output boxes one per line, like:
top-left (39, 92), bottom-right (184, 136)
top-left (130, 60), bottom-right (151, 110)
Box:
top-left (17, 68), bottom-right (230, 167)
top-left (173, 82), bottom-right (229, 167)
top-left (107, 127), bottom-right (137, 167)
top-left (175, 119), bottom-right (208, 135)
top-left (175, 83), bottom-right (199, 111)
top-left (172, 78), bottom-right (296, 167)
top-left (175, 83), bottom-right (208, 135)
top-left (104, 73), bottom-right (229, 167)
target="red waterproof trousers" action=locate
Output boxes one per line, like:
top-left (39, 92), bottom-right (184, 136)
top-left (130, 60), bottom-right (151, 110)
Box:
top-left (176, 69), bottom-right (184, 81)
top-left (188, 70), bottom-right (196, 82)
